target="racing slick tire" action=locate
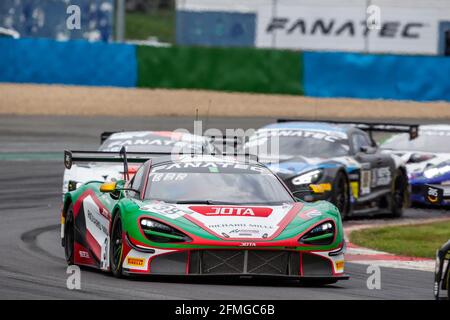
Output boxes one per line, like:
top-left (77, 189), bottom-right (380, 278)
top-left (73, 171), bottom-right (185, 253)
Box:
top-left (64, 203), bottom-right (75, 265)
top-left (331, 172), bottom-right (350, 220)
top-left (389, 170), bottom-right (408, 218)
top-left (109, 213), bottom-right (124, 278)
top-left (447, 267), bottom-right (450, 299)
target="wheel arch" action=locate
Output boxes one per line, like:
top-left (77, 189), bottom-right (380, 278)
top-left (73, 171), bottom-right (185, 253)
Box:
top-left (109, 204), bottom-right (125, 234)
top-left (62, 195), bottom-right (73, 218)
top-left (333, 167), bottom-right (351, 219)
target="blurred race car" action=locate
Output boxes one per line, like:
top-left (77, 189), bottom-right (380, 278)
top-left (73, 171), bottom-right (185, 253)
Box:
top-left (61, 150), bottom-right (348, 283)
top-left (434, 238), bottom-right (450, 300)
top-left (381, 124), bottom-right (450, 205)
top-left (423, 185), bottom-right (450, 300)
top-left (62, 130), bottom-right (215, 195)
top-left (0, 27), bottom-right (20, 39)
top-left (244, 120), bottom-right (416, 219)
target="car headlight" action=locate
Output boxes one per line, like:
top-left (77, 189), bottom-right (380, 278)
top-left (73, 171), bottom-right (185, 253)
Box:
top-left (292, 169), bottom-right (322, 185)
top-left (299, 221), bottom-right (335, 245)
top-left (424, 164), bottom-right (450, 179)
top-left (140, 218), bottom-right (190, 243)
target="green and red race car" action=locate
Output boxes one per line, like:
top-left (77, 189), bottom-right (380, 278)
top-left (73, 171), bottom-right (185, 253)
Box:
top-left (60, 149), bottom-right (348, 284)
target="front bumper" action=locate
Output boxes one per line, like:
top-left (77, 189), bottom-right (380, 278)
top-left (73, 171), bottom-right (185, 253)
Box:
top-left (122, 242), bottom-right (347, 281)
top-left (410, 183), bottom-right (450, 206)
top-left (288, 184), bottom-right (333, 202)
top-left (277, 173), bottom-right (333, 202)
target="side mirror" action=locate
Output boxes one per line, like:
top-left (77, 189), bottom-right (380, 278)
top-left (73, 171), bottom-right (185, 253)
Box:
top-left (100, 181), bottom-right (117, 193)
top-left (360, 146), bottom-right (377, 154)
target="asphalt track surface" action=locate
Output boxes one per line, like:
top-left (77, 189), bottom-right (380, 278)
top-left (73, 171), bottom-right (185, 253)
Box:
top-left (1, 115), bottom-right (449, 300)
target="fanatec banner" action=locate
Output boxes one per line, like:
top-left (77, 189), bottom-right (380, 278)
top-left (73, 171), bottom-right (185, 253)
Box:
top-left (176, 0), bottom-right (450, 55)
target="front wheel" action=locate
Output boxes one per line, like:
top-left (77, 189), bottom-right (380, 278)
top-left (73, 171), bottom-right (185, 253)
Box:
top-left (64, 203), bottom-right (75, 265)
top-left (109, 213), bottom-right (124, 278)
top-left (331, 172), bottom-right (350, 220)
top-left (447, 267), bottom-right (450, 299)
top-left (390, 170), bottom-right (407, 218)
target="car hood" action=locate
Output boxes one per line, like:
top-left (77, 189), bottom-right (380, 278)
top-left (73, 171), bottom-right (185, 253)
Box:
top-left (137, 201), bottom-right (330, 241)
top-left (258, 155), bottom-right (341, 176)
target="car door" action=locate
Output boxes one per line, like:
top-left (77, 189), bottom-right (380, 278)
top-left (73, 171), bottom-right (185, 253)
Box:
top-left (351, 132), bottom-right (380, 197)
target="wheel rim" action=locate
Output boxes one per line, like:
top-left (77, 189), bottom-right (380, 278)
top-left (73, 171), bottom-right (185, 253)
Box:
top-left (393, 176), bottom-right (404, 209)
top-left (112, 219), bottom-right (123, 271)
top-left (335, 177), bottom-right (348, 215)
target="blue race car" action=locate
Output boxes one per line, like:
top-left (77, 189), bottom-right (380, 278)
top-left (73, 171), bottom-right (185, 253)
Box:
top-left (381, 124), bottom-right (450, 206)
top-left (244, 120), bottom-right (416, 219)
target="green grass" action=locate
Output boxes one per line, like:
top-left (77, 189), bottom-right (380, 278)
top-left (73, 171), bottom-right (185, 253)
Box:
top-left (350, 221), bottom-right (450, 259)
top-left (125, 11), bottom-right (175, 43)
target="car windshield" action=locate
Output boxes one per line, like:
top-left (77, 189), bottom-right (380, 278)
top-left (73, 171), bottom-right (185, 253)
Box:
top-left (145, 161), bottom-right (293, 205)
top-left (244, 130), bottom-right (350, 158)
top-left (381, 131), bottom-right (450, 153)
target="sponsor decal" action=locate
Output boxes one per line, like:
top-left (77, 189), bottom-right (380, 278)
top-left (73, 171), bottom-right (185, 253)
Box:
top-left (189, 206), bottom-right (273, 217)
top-left (87, 210), bottom-right (108, 234)
top-left (79, 250), bottom-right (90, 259)
top-left (360, 170), bottom-right (371, 195)
top-left (265, 17), bottom-right (424, 40)
top-left (372, 167), bottom-right (391, 187)
top-left (60, 214), bottom-right (65, 238)
top-left (105, 138), bottom-right (199, 150)
top-left (81, 194), bottom-right (111, 266)
top-left (153, 162), bottom-right (265, 173)
top-left (149, 172), bottom-right (188, 182)
top-left (350, 181), bottom-right (359, 199)
top-left (335, 260), bottom-right (345, 271)
top-left (255, 4), bottom-right (436, 54)
top-left (127, 257), bottom-right (145, 267)
top-left (425, 186), bottom-right (443, 204)
top-left (240, 242), bottom-right (257, 247)
top-left (253, 129), bottom-right (347, 143)
top-left (298, 209), bottom-right (322, 220)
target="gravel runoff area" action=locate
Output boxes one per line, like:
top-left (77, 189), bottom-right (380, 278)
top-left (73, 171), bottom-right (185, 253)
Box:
top-left (1, 83), bottom-right (450, 119)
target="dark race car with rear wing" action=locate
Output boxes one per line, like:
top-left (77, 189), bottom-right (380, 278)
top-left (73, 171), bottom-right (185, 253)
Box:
top-left (60, 149), bottom-right (348, 283)
top-left (244, 119), bottom-right (417, 219)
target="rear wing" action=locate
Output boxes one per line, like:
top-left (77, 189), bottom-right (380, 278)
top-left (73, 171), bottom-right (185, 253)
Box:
top-left (276, 119), bottom-right (419, 141)
top-left (64, 149), bottom-right (170, 170)
top-left (64, 147), bottom-right (259, 171)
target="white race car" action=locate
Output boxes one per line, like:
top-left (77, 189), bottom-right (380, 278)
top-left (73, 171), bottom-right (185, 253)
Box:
top-left (62, 131), bottom-right (216, 195)
top-left (381, 124), bottom-right (450, 205)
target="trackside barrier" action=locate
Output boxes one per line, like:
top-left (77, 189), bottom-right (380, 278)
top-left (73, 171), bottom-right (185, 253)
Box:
top-left (0, 38), bottom-right (137, 87)
top-left (1, 38), bottom-right (450, 102)
top-left (303, 51), bottom-right (450, 102)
